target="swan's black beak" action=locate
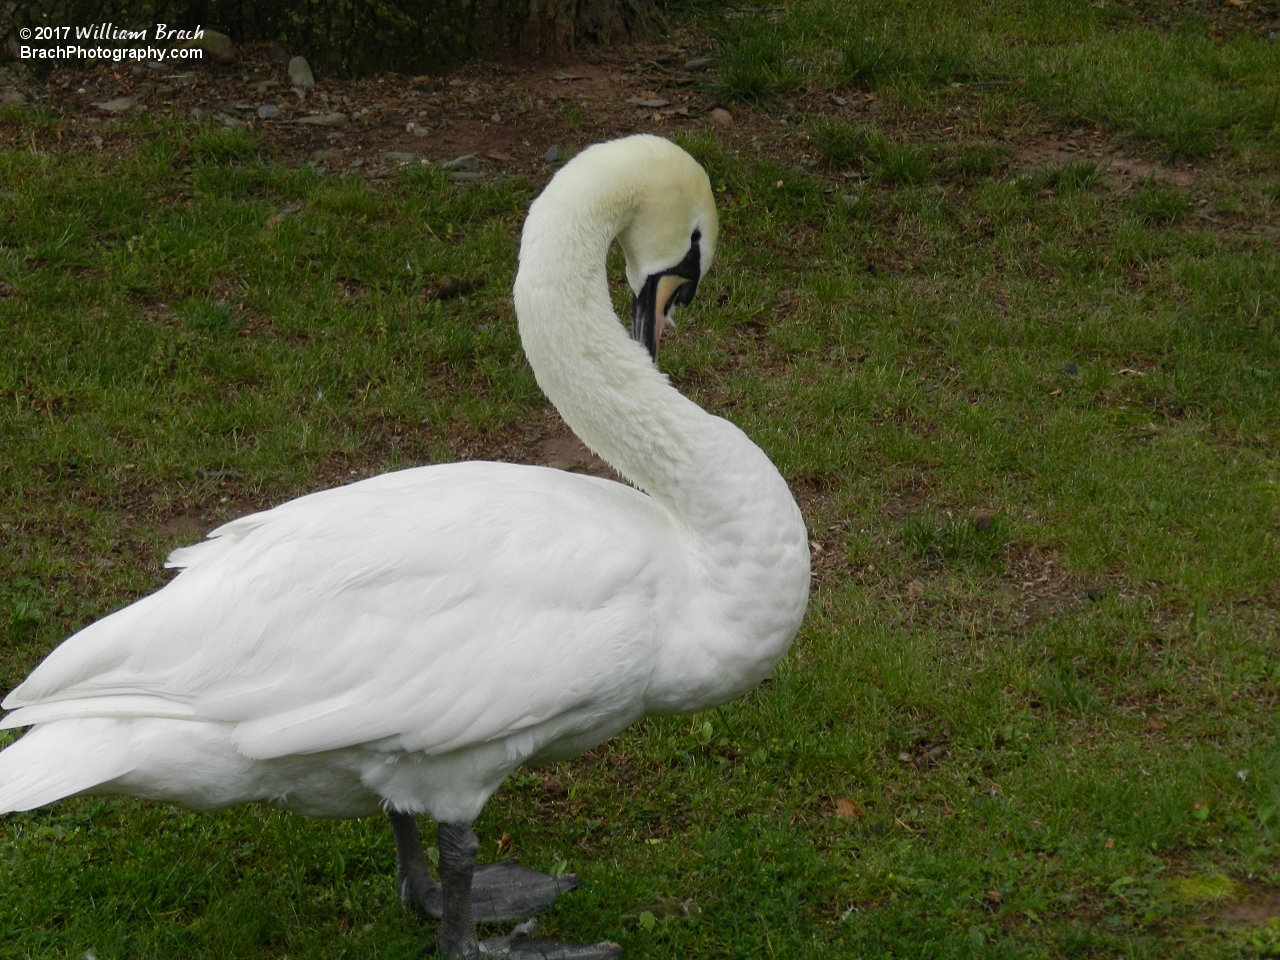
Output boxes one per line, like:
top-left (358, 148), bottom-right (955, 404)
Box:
top-left (632, 230), bottom-right (703, 362)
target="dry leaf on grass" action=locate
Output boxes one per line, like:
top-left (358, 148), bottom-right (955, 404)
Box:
top-left (835, 797), bottom-right (863, 818)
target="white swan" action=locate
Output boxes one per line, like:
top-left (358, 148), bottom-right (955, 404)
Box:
top-left (0, 134), bottom-right (810, 958)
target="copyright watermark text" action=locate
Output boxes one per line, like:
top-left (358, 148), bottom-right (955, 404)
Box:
top-left (15, 24), bottom-right (208, 62)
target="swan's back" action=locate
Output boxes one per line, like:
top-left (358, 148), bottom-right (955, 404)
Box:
top-left (3, 463), bottom-right (691, 763)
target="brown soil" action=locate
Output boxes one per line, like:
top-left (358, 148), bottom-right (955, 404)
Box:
top-left (1196, 878), bottom-right (1280, 928)
top-left (2, 30), bottom-right (1231, 196)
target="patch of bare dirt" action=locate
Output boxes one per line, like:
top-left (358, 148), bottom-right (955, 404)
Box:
top-left (1001, 542), bottom-right (1105, 621)
top-left (157, 511), bottom-right (207, 541)
top-left (1195, 879), bottom-right (1280, 928)
top-left (1015, 137), bottom-right (1198, 192)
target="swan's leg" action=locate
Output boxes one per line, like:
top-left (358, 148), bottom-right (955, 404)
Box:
top-left (389, 810), bottom-right (443, 916)
top-left (435, 822), bottom-right (623, 959)
top-left (389, 811), bottom-right (579, 922)
top-left (437, 822), bottom-right (481, 957)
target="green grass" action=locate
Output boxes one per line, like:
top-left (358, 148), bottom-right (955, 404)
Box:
top-left (2, 6), bottom-right (1280, 957)
top-left (711, 0), bottom-right (1280, 159)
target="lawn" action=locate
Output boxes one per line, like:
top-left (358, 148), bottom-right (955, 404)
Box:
top-left (1, 0), bottom-right (1279, 957)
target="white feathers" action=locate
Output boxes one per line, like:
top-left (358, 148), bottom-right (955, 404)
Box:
top-left (0, 135), bottom-right (809, 827)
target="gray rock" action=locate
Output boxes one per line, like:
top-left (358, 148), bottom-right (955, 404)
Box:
top-left (190, 106), bottom-right (205, 120)
top-left (216, 113), bottom-right (246, 128)
top-left (383, 151), bottom-right (417, 162)
top-left (683, 57), bottom-right (714, 72)
top-left (184, 29), bottom-right (235, 64)
top-left (269, 45), bottom-right (291, 64)
top-left (257, 104), bottom-right (281, 119)
top-left (294, 112), bottom-right (348, 127)
top-left (626, 96), bottom-right (670, 108)
top-left (405, 122), bottom-right (428, 136)
top-left (94, 97), bottom-right (136, 113)
top-left (450, 171), bottom-right (484, 182)
top-left (349, 158), bottom-right (364, 168)
top-left (443, 154), bottom-right (480, 171)
top-left (543, 144), bottom-right (561, 163)
top-left (288, 56), bottom-right (315, 88)
top-left (1, 88), bottom-right (27, 106)
top-left (310, 147), bottom-right (344, 163)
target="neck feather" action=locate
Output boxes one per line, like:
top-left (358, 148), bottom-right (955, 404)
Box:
top-left (514, 179), bottom-right (717, 510)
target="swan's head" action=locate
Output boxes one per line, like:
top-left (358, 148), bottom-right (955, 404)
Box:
top-left (521, 135), bottom-right (719, 362)
top-left (613, 138), bottom-right (719, 361)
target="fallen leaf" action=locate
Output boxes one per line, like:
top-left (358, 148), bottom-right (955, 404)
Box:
top-left (835, 797), bottom-right (863, 818)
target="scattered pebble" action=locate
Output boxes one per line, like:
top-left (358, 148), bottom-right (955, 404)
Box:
top-left (1060, 362), bottom-right (1078, 375)
top-left (184, 29), bottom-right (235, 63)
top-left (543, 145), bottom-right (561, 162)
top-left (831, 94), bottom-right (848, 105)
top-left (2, 88), bottom-right (28, 106)
top-left (450, 171), bottom-right (484, 182)
top-left (683, 57), bottom-right (714, 72)
top-left (294, 112), bottom-right (348, 126)
top-left (257, 104), bottom-right (280, 119)
top-left (405, 122), bottom-right (428, 136)
top-left (288, 56), bottom-right (315, 88)
top-left (442, 154), bottom-right (480, 171)
top-left (94, 97), bottom-right (136, 113)
top-left (490, 112), bottom-right (501, 122)
top-left (626, 96), bottom-right (670, 108)
top-left (310, 147), bottom-right (344, 164)
top-left (349, 158), bottom-right (364, 168)
top-left (709, 107), bottom-right (733, 127)
top-left (382, 151), bottom-right (417, 163)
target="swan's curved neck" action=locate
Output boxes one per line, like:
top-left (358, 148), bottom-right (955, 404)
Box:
top-left (514, 151), bottom-right (810, 712)
top-left (514, 180), bottom-right (722, 516)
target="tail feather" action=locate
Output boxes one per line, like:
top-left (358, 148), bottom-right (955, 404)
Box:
top-left (0, 720), bottom-right (135, 814)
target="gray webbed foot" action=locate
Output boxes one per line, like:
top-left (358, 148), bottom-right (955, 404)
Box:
top-left (479, 920), bottom-right (622, 958)
top-left (389, 812), bottom-right (581, 923)
top-left (472, 861), bottom-right (580, 922)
